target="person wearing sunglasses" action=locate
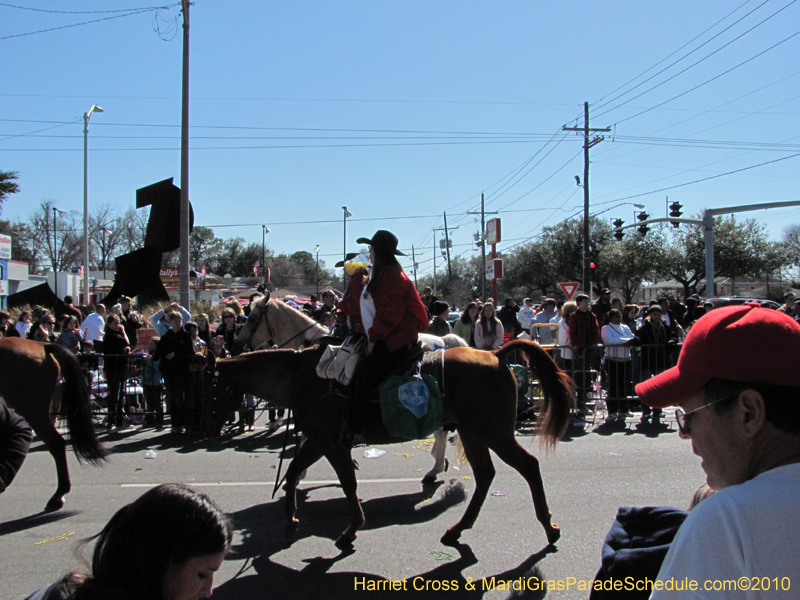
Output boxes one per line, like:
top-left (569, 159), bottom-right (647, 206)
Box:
top-left (636, 305), bottom-right (800, 598)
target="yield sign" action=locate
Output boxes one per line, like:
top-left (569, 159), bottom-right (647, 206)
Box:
top-left (559, 282), bottom-right (580, 300)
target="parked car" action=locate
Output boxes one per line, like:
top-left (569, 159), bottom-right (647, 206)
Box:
top-left (706, 297), bottom-right (780, 310)
top-left (447, 311), bottom-right (461, 326)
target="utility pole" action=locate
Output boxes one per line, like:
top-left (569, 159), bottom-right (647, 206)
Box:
top-left (411, 245), bottom-right (418, 288)
top-left (179, 0), bottom-right (191, 308)
top-left (432, 231), bottom-right (437, 295)
top-left (434, 213), bottom-right (459, 282)
top-left (443, 212), bottom-right (452, 280)
top-left (563, 102), bottom-right (610, 297)
top-left (468, 193), bottom-right (497, 302)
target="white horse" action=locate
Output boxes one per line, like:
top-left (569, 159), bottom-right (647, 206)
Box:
top-left (232, 293), bottom-right (468, 482)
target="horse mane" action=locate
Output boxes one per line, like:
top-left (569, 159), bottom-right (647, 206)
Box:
top-left (270, 298), bottom-right (323, 328)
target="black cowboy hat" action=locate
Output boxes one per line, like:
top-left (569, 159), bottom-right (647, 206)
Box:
top-left (334, 253), bottom-right (359, 268)
top-left (356, 230), bottom-right (405, 256)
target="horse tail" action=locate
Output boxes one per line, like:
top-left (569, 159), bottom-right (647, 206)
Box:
top-left (45, 344), bottom-right (109, 465)
top-left (496, 339), bottom-right (574, 450)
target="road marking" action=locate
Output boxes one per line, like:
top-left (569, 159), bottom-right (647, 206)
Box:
top-left (121, 477), bottom-right (429, 488)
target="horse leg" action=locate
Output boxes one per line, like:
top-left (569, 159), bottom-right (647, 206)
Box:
top-left (30, 416), bottom-right (70, 511)
top-left (325, 443), bottom-right (365, 549)
top-left (491, 439), bottom-right (561, 545)
top-left (283, 439), bottom-right (326, 539)
top-left (422, 427), bottom-right (449, 484)
top-left (441, 431), bottom-right (494, 546)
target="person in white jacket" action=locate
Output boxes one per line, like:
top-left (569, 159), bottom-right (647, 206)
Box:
top-left (517, 298), bottom-right (534, 336)
top-left (601, 308), bottom-right (635, 419)
top-left (474, 302), bottom-right (504, 350)
top-left (555, 301), bottom-right (577, 366)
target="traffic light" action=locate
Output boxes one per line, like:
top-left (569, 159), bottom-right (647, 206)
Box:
top-left (637, 211), bottom-right (650, 236)
top-left (612, 218), bottom-right (625, 241)
top-left (669, 201), bottom-right (683, 228)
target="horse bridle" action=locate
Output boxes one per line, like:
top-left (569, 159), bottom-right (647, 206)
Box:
top-left (242, 297), bottom-right (324, 352)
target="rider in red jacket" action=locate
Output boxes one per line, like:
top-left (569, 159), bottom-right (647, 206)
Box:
top-left (351, 230), bottom-right (428, 432)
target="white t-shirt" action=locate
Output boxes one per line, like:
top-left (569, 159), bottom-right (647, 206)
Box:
top-left (79, 312), bottom-right (105, 342)
top-left (652, 463), bottom-right (800, 599)
top-left (360, 287), bottom-right (375, 337)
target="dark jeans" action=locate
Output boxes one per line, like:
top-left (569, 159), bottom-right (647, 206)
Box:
top-left (606, 359), bottom-right (631, 414)
top-left (351, 339), bottom-right (419, 432)
top-left (106, 374), bottom-right (126, 427)
top-left (143, 384), bottom-right (164, 427)
top-left (164, 373), bottom-right (190, 430)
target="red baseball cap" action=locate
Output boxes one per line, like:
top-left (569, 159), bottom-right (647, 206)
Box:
top-left (635, 305), bottom-right (800, 408)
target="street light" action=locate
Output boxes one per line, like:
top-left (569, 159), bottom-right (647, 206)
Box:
top-left (342, 206), bottom-right (352, 288)
top-left (52, 207), bottom-right (66, 299)
top-left (83, 104), bottom-right (104, 306)
top-left (261, 225), bottom-right (271, 286)
top-left (101, 228), bottom-right (113, 279)
top-left (315, 245), bottom-right (320, 297)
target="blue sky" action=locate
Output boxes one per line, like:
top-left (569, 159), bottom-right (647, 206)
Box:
top-left (2, 0), bottom-right (800, 277)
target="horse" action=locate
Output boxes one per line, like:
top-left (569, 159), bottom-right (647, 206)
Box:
top-left (234, 294), bottom-right (329, 352)
top-left (0, 338), bottom-right (108, 510)
top-left (211, 333), bottom-right (573, 548)
top-left (230, 294), bottom-right (467, 481)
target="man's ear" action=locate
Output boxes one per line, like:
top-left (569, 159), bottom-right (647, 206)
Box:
top-left (738, 389), bottom-right (766, 437)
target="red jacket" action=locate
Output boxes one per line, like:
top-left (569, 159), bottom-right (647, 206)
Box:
top-left (367, 265), bottom-right (428, 351)
top-left (337, 275), bottom-right (366, 333)
top-left (568, 309), bottom-right (599, 350)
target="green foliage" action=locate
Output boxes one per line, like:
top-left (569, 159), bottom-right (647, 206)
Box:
top-left (0, 170), bottom-right (20, 213)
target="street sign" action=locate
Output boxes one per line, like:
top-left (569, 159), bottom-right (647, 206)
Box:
top-left (559, 281), bottom-right (580, 300)
top-left (486, 259), bottom-right (503, 280)
top-left (486, 218), bottom-right (501, 245)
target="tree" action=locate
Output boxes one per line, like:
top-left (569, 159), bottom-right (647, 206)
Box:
top-left (601, 226), bottom-right (668, 303)
top-left (0, 219), bottom-right (37, 268)
top-left (538, 216), bottom-right (613, 295)
top-left (501, 241), bottom-right (559, 299)
top-left (0, 171), bottom-right (20, 213)
top-left (27, 201), bottom-right (82, 274)
top-left (190, 226), bottom-right (223, 267)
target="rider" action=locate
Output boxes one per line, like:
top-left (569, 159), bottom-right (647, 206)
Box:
top-left (334, 253), bottom-right (368, 337)
top-left (351, 230), bottom-right (428, 429)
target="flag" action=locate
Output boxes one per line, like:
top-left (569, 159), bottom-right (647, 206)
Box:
top-left (344, 209), bottom-right (353, 218)
top-left (201, 265), bottom-right (206, 278)
top-left (253, 260), bottom-right (260, 276)
top-left (79, 265), bottom-right (84, 278)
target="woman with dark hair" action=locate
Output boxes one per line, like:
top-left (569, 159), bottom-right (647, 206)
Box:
top-left (453, 302), bottom-right (479, 347)
top-left (474, 301), bottom-right (504, 351)
top-left (102, 313), bottom-right (131, 431)
top-left (352, 230), bottom-right (428, 423)
top-left (26, 483), bottom-right (232, 600)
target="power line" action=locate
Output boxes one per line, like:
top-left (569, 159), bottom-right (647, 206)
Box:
top-left (602, 151), bottom-right (800, 203)
top-left (593, 0), bottom-right (779, 115)
top-left (609, 27), bottom-right (800, 127)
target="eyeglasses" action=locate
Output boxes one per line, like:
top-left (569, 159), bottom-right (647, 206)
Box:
top-left (674, 395), bottom-right (735, 436)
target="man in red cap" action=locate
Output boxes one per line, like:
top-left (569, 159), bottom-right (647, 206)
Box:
top-left (636, 305), bottom-right (800, 596)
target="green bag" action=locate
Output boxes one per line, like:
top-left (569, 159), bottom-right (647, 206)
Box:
top-left (379, 374), bottom-right (442, 440)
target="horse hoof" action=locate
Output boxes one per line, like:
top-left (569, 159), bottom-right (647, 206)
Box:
top-left (440, 529), bottom-right (461, 546)
top-left (45, 497), bottom-right (65, 512)
top-left (335, 534), bottom-right (355, 550)
top-left (546, 524), bottom-right (561, 545)
top-left (284, 520), bottom-right (299, 539)
top-left (421, 474), bottom-right (436, 485)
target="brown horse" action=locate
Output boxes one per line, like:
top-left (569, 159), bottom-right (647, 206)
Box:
top-left (0, 338), bottom-right (108, 510)
top-left (209, 338), bottom-right (573, 549)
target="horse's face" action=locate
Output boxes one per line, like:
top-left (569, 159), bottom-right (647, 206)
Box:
top-left (232, 296), bottom-right (270, 355)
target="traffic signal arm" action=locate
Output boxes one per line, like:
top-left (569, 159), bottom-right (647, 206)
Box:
top-left (614, 216), bottom-right (702, 232)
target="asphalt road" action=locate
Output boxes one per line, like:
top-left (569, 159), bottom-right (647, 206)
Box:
top-left (0, 410), bottom-right (705, 600)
